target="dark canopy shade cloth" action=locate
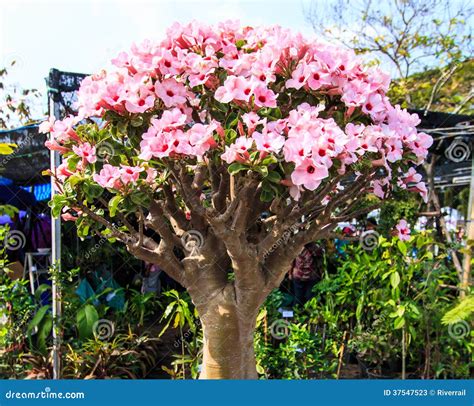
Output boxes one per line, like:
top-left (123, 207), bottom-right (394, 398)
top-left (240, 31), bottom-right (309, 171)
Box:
top-left (409, 109), bottom-right (473, 128)
top-left (0, 183), bottom-right (37, 210)
top-left (408, 110), bottom-right (474, 188)
top-left (0, 125), bottom-right (49, 186)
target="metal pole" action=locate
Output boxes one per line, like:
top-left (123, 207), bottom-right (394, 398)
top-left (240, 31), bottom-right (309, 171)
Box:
top-left (461, 148), bottom-right (474, 298)
top-left (49, 69), bottom-right (62, 379)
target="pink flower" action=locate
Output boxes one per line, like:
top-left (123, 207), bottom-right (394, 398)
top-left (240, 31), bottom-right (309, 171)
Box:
top-left (291, 158), bottom-right (329, 191)
top-left (61, 212), bottom-right (78, 222)
top-left (60, 21), bottom-right (433, 205)
top-left (221, 136), bottom-right (253, 164)
top-left (145, 167), bottom-right (157, 184)
top-left (56, 162), bottom-right (73, 181)
top-left (286, 62), bottom-right (310, 90)
top-left (45, 140), bottom-right (69, 154)
top-left (187, 123), bottom-right (217, 157)
top-left (42, 115), bottom-right (80, 143)
top-left (242, 112), bottom-right (262, 133)
top-left (362, 93), bottom-right (386, 116)
top-left (372, 178), bottom-right (389, 199)
top-left (155, 78), bottom-right (187, 107)
top-left (140, 137), bottom-right (165, 160)
top-left (93, 164), bottom-right (121, 188)
top-left (408, 181), bottom-right (428, 203)
top-left (307, 62), bottom-right (331, 90)
top-left (120, 165), bottom-right (144, 185)
top-left (396, 219), bottom-right (411, 241)
top-left (407, 132), bottom-right (433, 161)
top-left (402, 168), bottom-right (422, 185)
top-left (39, 116), bottom-right (55, 133)
top-left (252, 127), bottom-right (285, 154)
top-left (72, 142), bottom-right (97, 164)
top-left (385, 138), bottom-right (403, 163)
top-left (253, 85), bottom-right (277, 108)
top-left (125, 95), bottom-right (155, 114)
top-left (214, 75), bottom-right (253, 103)
top-left (157, 108), bottom-right (188, 130)
top-left (289, 184), bottom-right (303, 201)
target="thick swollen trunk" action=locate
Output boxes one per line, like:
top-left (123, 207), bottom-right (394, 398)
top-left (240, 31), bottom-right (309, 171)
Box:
top-left (187, 279), bottom-right (262, 379)
top-left (200, 312), bottom-right (257, 379)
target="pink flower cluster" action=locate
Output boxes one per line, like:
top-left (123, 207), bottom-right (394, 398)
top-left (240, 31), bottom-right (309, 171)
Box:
top-left (41, 20), bottom-right (433, 202)
top-left (93, 164), bottom-right (156, 189)
top-left (75, 21), bottom-right (393, 120)
top-left (139, 108), bottom-right (218, 160)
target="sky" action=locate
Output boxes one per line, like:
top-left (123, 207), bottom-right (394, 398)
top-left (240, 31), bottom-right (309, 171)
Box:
top-left (0, 0), bottom-right (316, 94)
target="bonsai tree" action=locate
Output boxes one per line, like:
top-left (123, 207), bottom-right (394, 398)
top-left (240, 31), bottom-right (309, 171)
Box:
top-left (41, 22), bottom-right (432, 379)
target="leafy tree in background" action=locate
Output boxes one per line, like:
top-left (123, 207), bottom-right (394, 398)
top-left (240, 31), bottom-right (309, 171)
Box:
top-left (0, 60), bottom-right (41, 129)
top-left (307, 0), bottom-right (473, 294)
top-left (42, 22), bottom-right (431, 379)
top-left (306, 0), bottom-right (473, 112)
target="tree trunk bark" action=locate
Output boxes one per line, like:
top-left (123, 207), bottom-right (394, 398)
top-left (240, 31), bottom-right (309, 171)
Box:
top-left (188, 281), bottom-right (260, 379)
top-left (200, 316), bottom-right (257, 379)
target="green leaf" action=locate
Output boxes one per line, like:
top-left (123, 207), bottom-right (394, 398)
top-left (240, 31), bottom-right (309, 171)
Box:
top-left (397, 240), bottom-right (407, 256)
top-left (224, 128), bottom-right (237, 144)
top-left (49, 194), bottom-right (69, 218)
top-left (108, 195), bottom-right (123, 218)
top-left (356, 295), bottom-right (365, 321)
top-left (37, 314), bottom-right (52, 353)
top-left (76, 304), bottom-right (99, 340)
top-left (390, 271), bottom-right (401, 289)
top-left (393, 316), bottom-right (405, 329)
top-left (442, 295), bottom-right (474, 325)
top-left (34, 284), bottom-right (52, 302)
top-left (225, 112), bottom-right (239, 129)
top-left (27, 305), bottom-right (51, 336)
top-left (266, 170), bottom-right (282, 184)
top-left (68, 174), bottom-right (83, 188)
top-left (249, 151), bottom-right (260, 162)
top-left (84, 183), bottom-right (104, 201)
top-left (228, 163), bottom-right (248, 175)
top-left (261, 155), bottom-right (278, 166)
top-left (254, 165), bottom-right (268, 177)
top-left (260, 189), bottom-right (274, 202)
top-left (256, 363), bottom-right (265, 375)
top-left (76, 217), bottom-right (91, 239)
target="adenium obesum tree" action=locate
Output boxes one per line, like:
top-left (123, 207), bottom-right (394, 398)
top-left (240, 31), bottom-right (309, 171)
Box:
top-left (41, 21), bottom-right (432, 379)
